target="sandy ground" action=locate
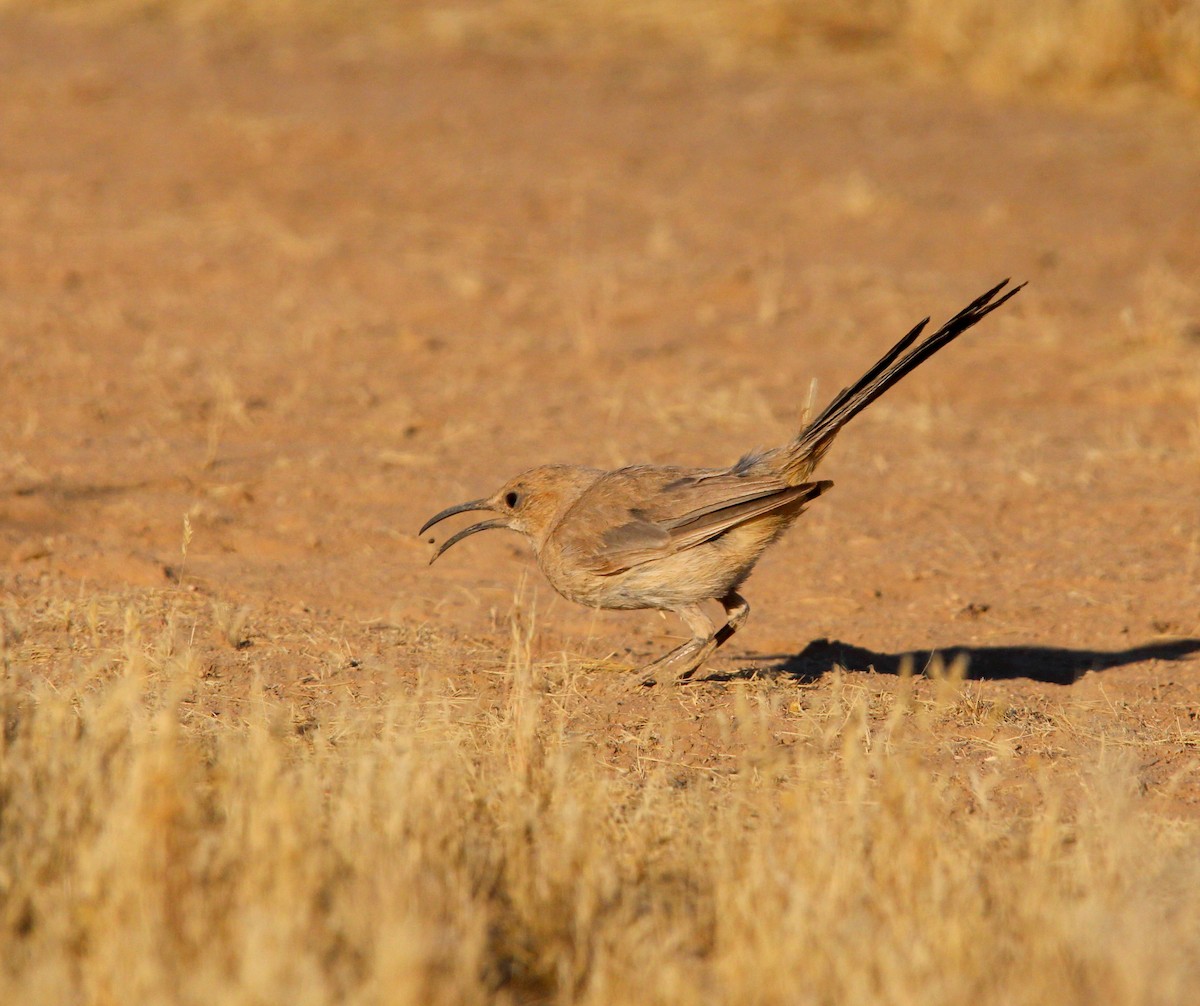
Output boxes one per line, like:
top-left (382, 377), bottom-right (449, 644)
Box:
top-left (2, 17), bottom-right (1198, 808)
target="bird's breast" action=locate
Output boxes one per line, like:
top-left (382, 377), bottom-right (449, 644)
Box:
top-left (537, 517), bottom-right (790, 612)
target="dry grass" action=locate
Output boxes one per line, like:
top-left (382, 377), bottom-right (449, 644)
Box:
top-left (1, 3), bottom-right (1198, 999)
top-left (5, 0), bottom-right (1199, 105)
top-left (3, 602), bottom-right (1199, 1005)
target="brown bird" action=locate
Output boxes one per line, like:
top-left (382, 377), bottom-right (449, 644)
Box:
top-left (421, 279), bottom-right (1024, 685)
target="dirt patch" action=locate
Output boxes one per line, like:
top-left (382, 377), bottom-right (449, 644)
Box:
top-left (1, 13), bottom-right (1198, 812)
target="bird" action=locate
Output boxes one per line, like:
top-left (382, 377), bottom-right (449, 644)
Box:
top-left (420, 279), bottom-right (1024, 685)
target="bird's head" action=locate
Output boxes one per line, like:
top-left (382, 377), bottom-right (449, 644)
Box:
top-left (419, 464), bottom-right (599, 562)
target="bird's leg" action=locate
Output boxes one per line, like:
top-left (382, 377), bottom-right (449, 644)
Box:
top-left (636, 604), bottom-right (714, 687)
top-left (675, 592), bottom-right (750, 682)
top-left (637, 592), bottom-right (750, 686)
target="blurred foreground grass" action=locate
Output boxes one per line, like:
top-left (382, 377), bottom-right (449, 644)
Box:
top-left (3, 0), bottom-right (1199, 105)
top-left (2, 604), bottom-right (1199, 1004)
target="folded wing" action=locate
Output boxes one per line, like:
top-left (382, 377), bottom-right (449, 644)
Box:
top-left (578, 467), bottom-right (832, 575)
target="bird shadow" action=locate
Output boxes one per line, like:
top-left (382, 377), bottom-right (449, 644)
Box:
top-left (708, 637), bottom-right (1200, 686)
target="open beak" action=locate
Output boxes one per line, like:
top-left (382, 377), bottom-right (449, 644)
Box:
top-left (419, 498), bottom-right (507, 564)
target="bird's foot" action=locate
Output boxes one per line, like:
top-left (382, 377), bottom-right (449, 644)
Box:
top-left (634, 638), bottom-right (709, 688)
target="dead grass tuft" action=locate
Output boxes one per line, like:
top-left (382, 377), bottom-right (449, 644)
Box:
top-left (2, 608), bottom-right (1199, 1003)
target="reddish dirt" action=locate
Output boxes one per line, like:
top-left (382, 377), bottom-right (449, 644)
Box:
top-left (2, 17), bottom-right (1198, 808)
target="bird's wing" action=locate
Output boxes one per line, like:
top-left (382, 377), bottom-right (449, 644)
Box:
top-left (578, 468), bottom-right (831, 575)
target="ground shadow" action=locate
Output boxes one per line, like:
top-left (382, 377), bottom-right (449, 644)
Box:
top-left (710, 637), bottom-right (1200, 686)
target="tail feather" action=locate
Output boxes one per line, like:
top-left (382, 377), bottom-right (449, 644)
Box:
top-left (783, 279), bottom-right (1024, 478)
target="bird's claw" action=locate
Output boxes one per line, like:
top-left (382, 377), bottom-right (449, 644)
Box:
top-left (634, 641), bottom-right (706, 688)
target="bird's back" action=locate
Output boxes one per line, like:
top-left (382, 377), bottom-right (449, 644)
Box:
top-left (538, 463), bottom-right (830, 610)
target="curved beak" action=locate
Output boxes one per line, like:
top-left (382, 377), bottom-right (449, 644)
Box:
top-left (419, 498), bottom-right (491, 537)
top-left (420, 498), bottom-right (509, 565)
top-left (428, 518), bottom-right (509, 564)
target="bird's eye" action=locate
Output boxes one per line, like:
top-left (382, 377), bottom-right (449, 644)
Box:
top-left (504, 491), bottom-right (520, 508)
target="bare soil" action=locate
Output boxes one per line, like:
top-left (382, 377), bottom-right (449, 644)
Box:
top-left (2, 17), bottom-right (1198, 810)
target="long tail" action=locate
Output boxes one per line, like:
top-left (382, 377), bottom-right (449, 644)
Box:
top-left (782, 279), bottom-right (1024, 480)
